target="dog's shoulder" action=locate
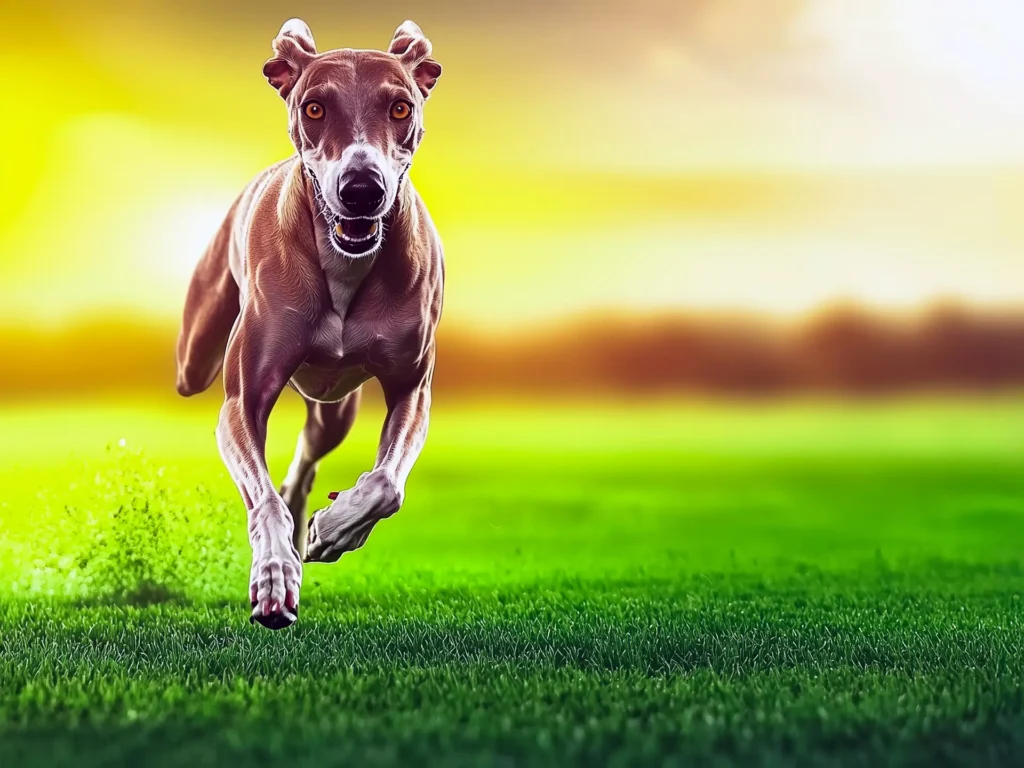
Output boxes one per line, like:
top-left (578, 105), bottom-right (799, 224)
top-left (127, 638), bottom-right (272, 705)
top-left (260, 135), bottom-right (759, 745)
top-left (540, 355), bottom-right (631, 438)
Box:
top-left (235, 158), bottom-right (326, 308)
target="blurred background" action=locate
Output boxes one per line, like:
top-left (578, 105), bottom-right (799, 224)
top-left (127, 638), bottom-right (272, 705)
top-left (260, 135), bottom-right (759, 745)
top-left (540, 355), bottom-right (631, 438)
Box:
top-left (1, 0), bottom-right (1023, 399)
top-left (3, 6), bottom-right (1024, 762)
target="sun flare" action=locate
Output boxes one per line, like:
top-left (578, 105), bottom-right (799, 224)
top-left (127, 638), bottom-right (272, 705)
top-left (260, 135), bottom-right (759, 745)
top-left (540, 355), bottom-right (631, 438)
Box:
top-left (0, 0), bottom-right (1022, 327)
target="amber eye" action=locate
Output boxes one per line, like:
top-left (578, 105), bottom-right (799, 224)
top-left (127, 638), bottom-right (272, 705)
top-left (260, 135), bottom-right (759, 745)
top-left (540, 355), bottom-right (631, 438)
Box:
top-left (390, 101), bottom-right (412, 120)
top-left (304, 102), bottom-right (324, 120)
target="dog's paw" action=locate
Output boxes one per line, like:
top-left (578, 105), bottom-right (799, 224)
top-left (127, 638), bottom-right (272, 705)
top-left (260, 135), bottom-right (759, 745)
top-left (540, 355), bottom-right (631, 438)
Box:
top-left (305, 472), bottom-right (402, 563)
top-left (248, 509), bottom-right (302, 629)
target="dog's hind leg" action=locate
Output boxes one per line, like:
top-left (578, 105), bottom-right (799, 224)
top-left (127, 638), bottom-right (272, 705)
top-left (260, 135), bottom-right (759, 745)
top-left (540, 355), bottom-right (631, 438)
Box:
top-left (280, 390), bottom-right (362, 556)
top-left (175, 209), bottom-right (240, 397)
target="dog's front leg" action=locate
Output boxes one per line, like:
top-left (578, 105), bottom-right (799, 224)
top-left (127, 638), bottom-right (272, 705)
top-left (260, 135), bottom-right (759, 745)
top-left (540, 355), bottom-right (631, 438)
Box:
top-left (217, 311), bottom-right (311, 629)
top-left (305, 366), bottom-right (433, 563)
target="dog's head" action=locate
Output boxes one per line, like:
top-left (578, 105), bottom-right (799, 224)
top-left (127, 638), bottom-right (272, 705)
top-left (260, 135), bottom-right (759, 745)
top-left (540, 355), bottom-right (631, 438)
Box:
top-left (263, 19), bottom-right (442, 257)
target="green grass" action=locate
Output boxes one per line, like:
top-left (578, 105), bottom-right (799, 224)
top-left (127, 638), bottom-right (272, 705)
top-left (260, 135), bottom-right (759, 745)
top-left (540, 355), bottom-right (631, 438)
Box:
top-left (1, 395), bottom-right (1023, 766)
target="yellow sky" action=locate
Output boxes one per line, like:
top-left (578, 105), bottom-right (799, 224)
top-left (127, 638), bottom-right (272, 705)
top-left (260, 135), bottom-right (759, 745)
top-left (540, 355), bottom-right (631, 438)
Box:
top-left (1, 0), bottom-right (1022, 329)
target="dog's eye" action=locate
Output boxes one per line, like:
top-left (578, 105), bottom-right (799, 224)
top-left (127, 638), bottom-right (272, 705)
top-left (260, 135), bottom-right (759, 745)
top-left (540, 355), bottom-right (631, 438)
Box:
top-left (304, 102), bottom-right (324, 120)
top-left (390, 101), bottom-right (412, 120)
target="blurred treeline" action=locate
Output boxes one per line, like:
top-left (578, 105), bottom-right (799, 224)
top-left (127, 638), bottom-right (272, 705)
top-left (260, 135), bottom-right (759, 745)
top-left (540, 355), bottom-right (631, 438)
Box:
top-left (1, 304), bottom-right (1022, 400)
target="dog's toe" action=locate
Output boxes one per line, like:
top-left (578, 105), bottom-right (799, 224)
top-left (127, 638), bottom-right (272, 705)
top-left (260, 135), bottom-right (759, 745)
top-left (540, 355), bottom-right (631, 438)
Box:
top-left (250, 601), bottom-right (298, 630)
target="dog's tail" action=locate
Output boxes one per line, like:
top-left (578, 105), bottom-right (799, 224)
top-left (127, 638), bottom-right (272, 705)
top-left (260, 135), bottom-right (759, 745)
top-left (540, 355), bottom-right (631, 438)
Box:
top-left (175, 203), bottom-right (241, 397)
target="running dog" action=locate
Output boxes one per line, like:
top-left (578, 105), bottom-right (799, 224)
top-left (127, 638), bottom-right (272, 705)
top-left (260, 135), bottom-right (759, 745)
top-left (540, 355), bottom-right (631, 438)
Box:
top-left (175, 19), bottom-right (443, 629)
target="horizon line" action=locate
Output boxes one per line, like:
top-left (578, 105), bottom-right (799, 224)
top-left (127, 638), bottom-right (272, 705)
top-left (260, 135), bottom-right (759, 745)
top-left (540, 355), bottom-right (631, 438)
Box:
top-left (2, 297), bottom-right (1023, 335)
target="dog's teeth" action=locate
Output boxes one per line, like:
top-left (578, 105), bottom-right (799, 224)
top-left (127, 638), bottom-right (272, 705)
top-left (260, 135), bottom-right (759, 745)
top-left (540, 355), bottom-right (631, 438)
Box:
top-left (335, 223), bottom-right (344, 237)
top-left (368, 221), bottom-right (379, 236)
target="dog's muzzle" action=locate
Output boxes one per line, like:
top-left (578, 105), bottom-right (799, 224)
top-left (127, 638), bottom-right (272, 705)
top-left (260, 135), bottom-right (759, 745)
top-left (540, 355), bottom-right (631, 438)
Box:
top-left (305, 165), bottom-right (386, 257)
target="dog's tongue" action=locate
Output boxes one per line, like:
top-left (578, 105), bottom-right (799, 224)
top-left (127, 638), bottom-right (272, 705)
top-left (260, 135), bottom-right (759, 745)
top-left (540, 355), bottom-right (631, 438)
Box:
top-left (335, 218), bottom-right (378, 239)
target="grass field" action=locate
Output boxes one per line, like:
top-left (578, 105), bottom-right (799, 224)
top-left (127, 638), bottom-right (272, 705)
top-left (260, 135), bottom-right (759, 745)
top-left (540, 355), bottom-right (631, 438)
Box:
top-left (1, 394), bottom-right (1023, 766)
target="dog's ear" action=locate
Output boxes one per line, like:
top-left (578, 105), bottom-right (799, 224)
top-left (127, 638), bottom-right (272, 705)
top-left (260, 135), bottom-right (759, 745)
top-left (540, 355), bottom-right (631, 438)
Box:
top-left (263, 19), bottom-right (317, 99)
top-left (388, 20), bottom-right (442, 99)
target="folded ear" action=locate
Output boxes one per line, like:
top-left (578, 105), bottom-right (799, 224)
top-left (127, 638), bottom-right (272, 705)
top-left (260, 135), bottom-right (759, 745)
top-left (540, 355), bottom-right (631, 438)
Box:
top-left (263, 19), bottom-right (317, 99)
top-left (388, 20), bottom-right (442, 99)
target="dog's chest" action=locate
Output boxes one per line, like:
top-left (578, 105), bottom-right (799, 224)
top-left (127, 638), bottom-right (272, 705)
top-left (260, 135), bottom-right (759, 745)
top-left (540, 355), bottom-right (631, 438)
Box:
top-left (289, 251), bottom-right (430, 402)
top-left (301, 258), bottom-right (379, 369)
top-left (291, 304), bottom-right (412, 402)
top-left (291, 317), bottom-right (374, 402)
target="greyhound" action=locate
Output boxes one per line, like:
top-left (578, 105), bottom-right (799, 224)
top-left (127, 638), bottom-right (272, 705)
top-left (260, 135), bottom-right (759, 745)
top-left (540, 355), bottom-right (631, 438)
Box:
top-left (174, 19), bottom-right (443, 629)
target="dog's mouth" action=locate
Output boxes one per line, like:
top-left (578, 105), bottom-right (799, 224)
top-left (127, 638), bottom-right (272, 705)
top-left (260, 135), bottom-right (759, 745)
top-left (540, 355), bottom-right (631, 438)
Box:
top-left (328, 215), bottom-right (383, 257)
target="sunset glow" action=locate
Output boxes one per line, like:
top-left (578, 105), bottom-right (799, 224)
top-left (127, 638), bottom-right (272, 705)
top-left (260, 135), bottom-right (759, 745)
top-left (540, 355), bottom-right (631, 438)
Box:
top-left (1, 0), bottom-right (1022, 329)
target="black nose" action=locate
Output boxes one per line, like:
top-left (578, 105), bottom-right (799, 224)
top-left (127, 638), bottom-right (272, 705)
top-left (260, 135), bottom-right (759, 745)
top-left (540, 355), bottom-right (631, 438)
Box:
top-left (339, 170), bottom-right (385, 217)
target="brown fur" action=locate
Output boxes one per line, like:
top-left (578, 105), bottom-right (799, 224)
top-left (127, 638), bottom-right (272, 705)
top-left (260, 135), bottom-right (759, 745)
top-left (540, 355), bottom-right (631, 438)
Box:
top-left (175, 19), bottom-right (443, 629)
